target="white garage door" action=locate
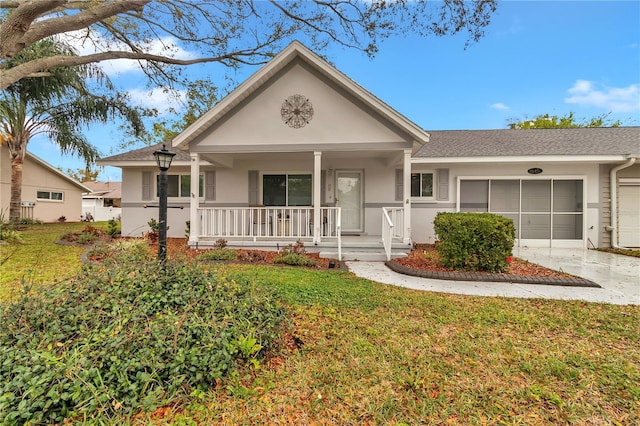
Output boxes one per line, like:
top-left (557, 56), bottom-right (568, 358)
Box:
top-left (619, 184), bottom-right (640, 247)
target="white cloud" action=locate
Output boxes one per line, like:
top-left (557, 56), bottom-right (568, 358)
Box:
top-left (58, 30), bottom-right (197, 76)
top-left (127, 88), bottom-right (186, 115)
top-left (490, 102), bottom-right (510, 110)
top-left (565, 79), bottom-right (640, 113)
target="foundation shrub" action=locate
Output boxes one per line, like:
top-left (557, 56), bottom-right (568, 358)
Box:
top-left (198, 248), bottom-right (238, 261)
top-left (433, 212), bottom-right (515, 272)
top-left (0, 260), bottom-right (285, 424)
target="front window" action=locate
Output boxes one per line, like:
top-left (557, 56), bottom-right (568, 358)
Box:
top-left (263, 174), bottom-right (312, 206)
top-left (36, 190), bottom-right (63, 201)
top-left (411, 173), bottom-right (434, 198)
top-left (157, 174), bottom-right (203, 198)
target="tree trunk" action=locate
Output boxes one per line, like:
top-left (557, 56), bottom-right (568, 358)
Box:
top-left (9, 142), bottom-right (25, 223)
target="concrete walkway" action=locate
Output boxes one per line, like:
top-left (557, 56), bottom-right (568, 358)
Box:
top-left (346, 248), bottom-right (640, 305)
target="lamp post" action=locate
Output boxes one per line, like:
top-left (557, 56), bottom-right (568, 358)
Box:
top-left (153, 144), bottom-right (176, 262)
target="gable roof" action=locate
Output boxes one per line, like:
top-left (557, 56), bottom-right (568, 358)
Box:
top-left (172, 40), bottom-right (430, 150)
top-left (82, 181), bottom-right (122, 198)
top-left (414, 127), bottom-right (640, 163)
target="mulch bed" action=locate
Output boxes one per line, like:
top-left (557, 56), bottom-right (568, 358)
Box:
top-left (394, 244), bottom-right (571, 278)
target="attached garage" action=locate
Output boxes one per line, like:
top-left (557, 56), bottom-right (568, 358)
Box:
top-left (618, 179), bottom-right (640, 247)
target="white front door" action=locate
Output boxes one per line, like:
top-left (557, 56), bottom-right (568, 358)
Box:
top-left (336, 170), bottom-right (363, 233)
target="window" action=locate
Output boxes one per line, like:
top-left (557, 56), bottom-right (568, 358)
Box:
top-left (157, 174), bottom-right (203, 198)
top-left (263, 174), bottom-right (312, 206)
top-left (411, 173), bottom-right (434, 198)
top-left (36, 190), bottom-right (63, 201)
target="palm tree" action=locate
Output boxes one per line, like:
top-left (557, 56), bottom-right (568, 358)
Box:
top-left (0, 38), bottom-right (143, 221)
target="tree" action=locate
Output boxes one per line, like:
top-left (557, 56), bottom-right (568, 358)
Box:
top-left (0, 0), bottom-right (498, 90)
top-left (507, 112), bottom-right (622, 129)
top-left (0, 38), bottom-right (143, 221)
top-left (64, 167), bottom-right (100, 183)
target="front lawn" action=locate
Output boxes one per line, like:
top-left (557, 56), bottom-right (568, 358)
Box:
top-left (1, 224), bottom-right (638, 424)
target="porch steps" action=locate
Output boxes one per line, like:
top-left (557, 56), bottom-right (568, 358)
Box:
top-left (320, 247), bottom-right (408, 262)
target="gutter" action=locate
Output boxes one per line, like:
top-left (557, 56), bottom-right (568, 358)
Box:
top-left (608, 156), bottom-right (638, 249)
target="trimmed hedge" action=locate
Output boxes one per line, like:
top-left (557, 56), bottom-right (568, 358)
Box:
top-left (433, 212), bottom-right (515, 272)
top-left (0, 260), bottom-right (285, 424)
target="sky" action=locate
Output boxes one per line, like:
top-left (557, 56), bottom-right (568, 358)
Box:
top-left (26, 1), bottom-right (640, 181)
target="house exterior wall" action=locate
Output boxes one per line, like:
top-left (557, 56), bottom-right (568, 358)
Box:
top-left (0, 146), bottom-right (84, 222)
top-left (120, 156), bottom-right (400, 238)
top-left (410, 162), bottom-right (601, 247)
top-left (192, 62), bottom-right (407, 149)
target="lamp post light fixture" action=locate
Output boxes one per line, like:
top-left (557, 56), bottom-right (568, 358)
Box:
top-left (153, 144), bottom-right (176, 262)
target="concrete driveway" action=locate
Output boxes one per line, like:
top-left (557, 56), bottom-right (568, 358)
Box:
top-left (346, 248), bottom-right (640, 305)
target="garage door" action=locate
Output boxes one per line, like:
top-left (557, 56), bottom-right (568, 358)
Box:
top-left (619, 184), bottom-right (640, 247)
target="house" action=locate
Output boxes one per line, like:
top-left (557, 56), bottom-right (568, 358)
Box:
top-left (82, 181), bottom-right (122, 221)
top-left (0, 144), bottom-right (91, 222)
top-left (99, 41), bottom-right (640, 258)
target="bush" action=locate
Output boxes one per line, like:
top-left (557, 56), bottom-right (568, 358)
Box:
top-left (274, 253), bottom-right (317, 267)
top-left (107, 218), bottom-right (121, 238)
top-left (433, 212), bottom-right (515, 272)
top-left (0, 260), bottom-right (285, 424)
top-left (198, 248), bottom-right (238, 261)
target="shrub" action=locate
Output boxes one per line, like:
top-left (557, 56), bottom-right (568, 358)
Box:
top-left (0, 260), bottom-right (285, 424)
top-left (198, 247), bottom-right (237, 261)
top-left (57, 215), bottom-right (67, 223)
top-left (107, 218), bottom-right (120, 238)
top-left (274, 253), bottom-right (317, 267)
top-left (433, 212), bottom-right (515, 272)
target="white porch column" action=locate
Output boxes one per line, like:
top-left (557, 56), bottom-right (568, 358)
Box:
top-left (403, 148), bottom-right (412, 244)
top-left (189, 153), bottom-right (200, 245)
top-left (313, 151), bottom-right (322, 244)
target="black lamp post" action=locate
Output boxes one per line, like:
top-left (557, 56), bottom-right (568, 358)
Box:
top-left (153, 144), bottom-right (176, 262)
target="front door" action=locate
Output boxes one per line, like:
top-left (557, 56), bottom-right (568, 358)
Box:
top-left (336, 170), bottom-right (363, 233)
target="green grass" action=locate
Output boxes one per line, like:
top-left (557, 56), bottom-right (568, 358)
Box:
top-left (0, 221), bottom-right (108, 300)
top-left (1, 225), bottom-right (639, 425)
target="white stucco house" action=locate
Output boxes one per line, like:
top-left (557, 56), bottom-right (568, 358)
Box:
top-left (99, 41), bottom-right (640, 259)
top-left (82, 181), bottom-right (122, 221)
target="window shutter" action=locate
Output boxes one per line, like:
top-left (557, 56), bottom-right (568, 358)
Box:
top-left (205, 171), bottom-right (216, 201)
top-left (395, 169), bottom-right (403, 201)
top-left (142, 171), bottom-right (152, 200)
top-left (437, 169), bottom-right (449, 201)
top-left (248, 170), bottom-right (259, 205)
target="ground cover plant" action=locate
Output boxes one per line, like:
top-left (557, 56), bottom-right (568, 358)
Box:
top-left (0, 224), bottom-right (638, 424)
top-left (0, 258), bottom-right (285, 424)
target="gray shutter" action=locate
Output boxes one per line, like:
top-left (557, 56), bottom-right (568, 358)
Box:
top-left (395, 169), bottom-right (403, 201)
top-left (205, 171), bottom-right (216, 201)
top-left (142, 171), bottom-right (152, 200)
top-left (248, 170), bottom-right (259, 205)
top-left (437, 169), bottom-right (449, 201)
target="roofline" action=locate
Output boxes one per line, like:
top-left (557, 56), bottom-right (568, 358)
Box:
top-left (96, 160), bottom-right (199, 168)
top-left (26, 151), bottom-right (92, 192)
top-left (412, 155), bottom-right (635, 164)
top-left (172, 40), bottom-right (429, 149)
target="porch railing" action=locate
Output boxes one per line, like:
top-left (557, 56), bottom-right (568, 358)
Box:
top-left (381, 207), bottom-right (404, 261)
top-left (198, 206), bottom-right (340, 242)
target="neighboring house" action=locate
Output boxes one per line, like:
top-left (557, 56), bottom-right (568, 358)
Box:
top-left (82, 181), bottom-right (122, 221)
top-left (99, 41), bottom-right (640, 258)
top-left (0, 144), bottom-right (91, 222)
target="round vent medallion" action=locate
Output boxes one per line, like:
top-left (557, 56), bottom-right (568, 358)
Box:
top-left (281, 94), bottom-right (313, 128)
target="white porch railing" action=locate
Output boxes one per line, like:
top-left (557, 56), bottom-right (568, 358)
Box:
top-left (198, 206), bottom-right (340, 241)
top-left (381, 207), bottom-right (404, 261)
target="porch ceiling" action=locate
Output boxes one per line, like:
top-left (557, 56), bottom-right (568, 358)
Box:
top-left (200, 149), bottom-right (404, 167)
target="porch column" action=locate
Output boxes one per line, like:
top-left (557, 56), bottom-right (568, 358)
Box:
top-left (189, 153), bottom-right (200, 245)
top-left (403, 148), bottom-right (412, 244)
top-left (313, 151), bottom-right (322, 244)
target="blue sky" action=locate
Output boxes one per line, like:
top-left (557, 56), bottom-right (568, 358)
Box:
top-left (28, 1), bottom-right (640, 181)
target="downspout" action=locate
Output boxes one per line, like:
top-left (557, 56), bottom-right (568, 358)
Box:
top-left (608, 156), bottom-right (637, 249)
